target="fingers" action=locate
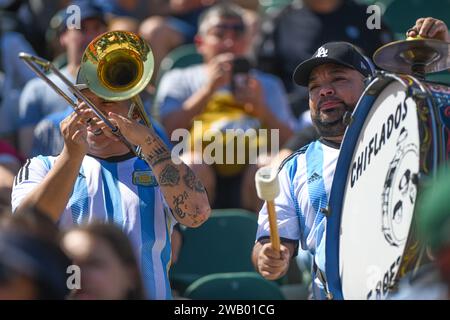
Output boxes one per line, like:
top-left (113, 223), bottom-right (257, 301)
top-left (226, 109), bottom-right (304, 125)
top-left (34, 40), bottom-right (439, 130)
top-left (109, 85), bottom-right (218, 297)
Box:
top-left (214, 61), bottom-right (232, 84)
top-left (258, 260), bottom-right (288, 280)
top-left (95, 112), bottom-right (141, 143)
top-left (408, 18), bottom-right (449, 41)
top-left (428, 20), bottom-right (447, 38)
top-left (406, 29), bottom-right (418, 38)
top-left (419, 18), bottom-right (436, 38)
top-left (257, 243), bottom-right (290, 280)
top-left (280, 245), bottom-right (291, 261)
top-left (259, 269), bottom-right (284, 280)
top-left (60, 111), bottom-right (88, 152)
top-left (61, 111), bottom-right (87, 130)
top-left (72, 102), bottom-right (96, 125)
top-left (211, 53), bottom-right (233, 74)
top-left (108, 112), bottom-right (131, 125)
top-left (72, 127), bottom-right (87, 142)
top-left (94, 121), bottom-right (120, 141)
top-left (214, 52), bottom-right (234, 64)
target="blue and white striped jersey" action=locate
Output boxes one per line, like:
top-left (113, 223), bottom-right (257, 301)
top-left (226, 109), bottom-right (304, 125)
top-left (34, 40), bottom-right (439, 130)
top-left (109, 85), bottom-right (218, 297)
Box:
top-left (12, 153), bottom-right (176, 300)
top-left (256, 140), bottom-right (339, 299)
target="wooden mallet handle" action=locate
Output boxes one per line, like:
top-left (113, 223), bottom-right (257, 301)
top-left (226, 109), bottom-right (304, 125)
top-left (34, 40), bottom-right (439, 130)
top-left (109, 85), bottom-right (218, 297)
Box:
top-left (266, 200), bottom-right (280, 252)
top-left (255, 166), bottom-right (281, 252)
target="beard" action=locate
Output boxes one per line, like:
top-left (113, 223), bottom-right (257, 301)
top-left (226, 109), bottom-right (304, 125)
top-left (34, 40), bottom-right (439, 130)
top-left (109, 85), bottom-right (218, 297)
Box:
top-left (311, 102), bottom-right (354, 137)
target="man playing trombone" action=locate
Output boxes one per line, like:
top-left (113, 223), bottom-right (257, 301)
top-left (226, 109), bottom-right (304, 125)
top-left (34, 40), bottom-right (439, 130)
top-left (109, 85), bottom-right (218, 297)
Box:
top-left (11, 55), bottom-right (211, 300)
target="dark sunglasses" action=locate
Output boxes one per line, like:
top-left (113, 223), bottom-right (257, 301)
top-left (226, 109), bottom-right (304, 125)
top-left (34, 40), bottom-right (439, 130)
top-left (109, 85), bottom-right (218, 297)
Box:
top-left (213, 23), bottom-right (246, 33)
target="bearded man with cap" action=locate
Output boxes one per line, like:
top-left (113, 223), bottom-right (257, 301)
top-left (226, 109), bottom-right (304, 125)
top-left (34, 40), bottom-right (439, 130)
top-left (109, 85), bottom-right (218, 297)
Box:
top-left (11, 69), bottom-right (211, 300)
top-left (252, 17), bottom-right (449, 300)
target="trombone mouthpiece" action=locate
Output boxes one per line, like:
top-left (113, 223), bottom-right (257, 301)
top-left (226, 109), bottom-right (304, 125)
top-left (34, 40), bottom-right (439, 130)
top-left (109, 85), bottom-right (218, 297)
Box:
top-left (255, 166), bottom-right (280, 201)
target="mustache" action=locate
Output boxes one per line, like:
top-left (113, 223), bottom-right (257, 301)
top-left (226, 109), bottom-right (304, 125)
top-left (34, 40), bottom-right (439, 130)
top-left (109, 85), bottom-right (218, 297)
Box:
top-left (317, 97), bottom-right (344, 109)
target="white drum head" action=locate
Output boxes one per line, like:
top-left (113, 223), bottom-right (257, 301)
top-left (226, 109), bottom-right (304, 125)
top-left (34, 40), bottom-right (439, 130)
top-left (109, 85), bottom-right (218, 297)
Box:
top-left (326, 76), bottom-right (429, 300)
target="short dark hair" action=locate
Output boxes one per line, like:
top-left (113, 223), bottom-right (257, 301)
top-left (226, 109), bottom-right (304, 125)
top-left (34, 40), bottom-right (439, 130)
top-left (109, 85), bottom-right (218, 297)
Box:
top-left (198, 3), bottom-right (246, 35)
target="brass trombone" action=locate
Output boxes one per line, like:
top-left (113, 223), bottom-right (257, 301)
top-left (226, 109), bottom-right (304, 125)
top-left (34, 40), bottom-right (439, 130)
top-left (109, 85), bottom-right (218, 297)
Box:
top-left (19, 31), bottom-right (155, 158)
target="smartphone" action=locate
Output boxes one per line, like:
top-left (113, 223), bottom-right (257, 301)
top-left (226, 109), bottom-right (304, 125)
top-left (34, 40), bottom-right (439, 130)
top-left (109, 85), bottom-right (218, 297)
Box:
top-left (231, 57), bottom-right (251, 94)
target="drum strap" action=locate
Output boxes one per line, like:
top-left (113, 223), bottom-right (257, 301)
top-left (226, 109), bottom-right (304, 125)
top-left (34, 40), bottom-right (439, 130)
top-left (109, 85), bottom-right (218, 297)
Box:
top-left (313, 260), bottom-right (333, 300)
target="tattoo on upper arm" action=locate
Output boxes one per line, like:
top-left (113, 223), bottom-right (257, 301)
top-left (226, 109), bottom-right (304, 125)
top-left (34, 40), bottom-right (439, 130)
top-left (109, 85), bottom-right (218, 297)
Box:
top-left (144, 135), bottom-right (171, 167)
top-left (159, 164), bottom-right (180, 186)
top-left (183, 168), bottom-right (206, 193)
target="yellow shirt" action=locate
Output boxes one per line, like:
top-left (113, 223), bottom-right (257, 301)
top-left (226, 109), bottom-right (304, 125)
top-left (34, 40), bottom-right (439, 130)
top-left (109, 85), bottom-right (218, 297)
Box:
top-left (189, 92), bottom-right (268, 177)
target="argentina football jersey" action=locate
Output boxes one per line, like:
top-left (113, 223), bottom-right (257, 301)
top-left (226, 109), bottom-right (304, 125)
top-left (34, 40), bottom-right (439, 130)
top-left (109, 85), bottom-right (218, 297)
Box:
top-left (12, 123), bottom-right (176, 300)
top-left (256, 140), bottom-right (339, 299)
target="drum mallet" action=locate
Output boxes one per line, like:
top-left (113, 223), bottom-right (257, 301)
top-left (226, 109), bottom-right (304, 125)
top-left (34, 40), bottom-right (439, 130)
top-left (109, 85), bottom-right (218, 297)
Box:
top-left (255, 166), bottom-right (281, 252)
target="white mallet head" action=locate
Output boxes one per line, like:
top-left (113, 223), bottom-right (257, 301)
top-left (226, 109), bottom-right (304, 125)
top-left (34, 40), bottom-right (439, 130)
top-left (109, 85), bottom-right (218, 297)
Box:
top-left (255, 166), bottom-right (280, 201)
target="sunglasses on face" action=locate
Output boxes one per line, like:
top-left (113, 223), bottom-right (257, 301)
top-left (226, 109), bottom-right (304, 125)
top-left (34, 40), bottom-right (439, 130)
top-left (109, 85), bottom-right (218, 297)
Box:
top-left (211, 23), bottom-right (246, 34)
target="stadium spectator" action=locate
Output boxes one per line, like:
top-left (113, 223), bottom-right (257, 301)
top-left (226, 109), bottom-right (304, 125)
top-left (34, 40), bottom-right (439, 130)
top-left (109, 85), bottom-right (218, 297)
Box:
top-left (61, 222), bottom-right (147, 300)
top-left (256, 0), bottom-right (393, 119)
top-left (0, 140), bottom-right (23, 207)
top-left (17, 1), bottom-right (107, 157)
top-left (0, 206), bottom-right (70, 300)
top-left (139, 0), bottom-right (216, 80)
top-left (155, 3), bottom-right (295, 211)
top-left (12, 71), bottom-right (211, 299)
top-left (252, 17), bottom-right (448, 300)
top-left (0, 1), bottom-right (37, 144)
top-left (108, 15), bottom-right (139, 33)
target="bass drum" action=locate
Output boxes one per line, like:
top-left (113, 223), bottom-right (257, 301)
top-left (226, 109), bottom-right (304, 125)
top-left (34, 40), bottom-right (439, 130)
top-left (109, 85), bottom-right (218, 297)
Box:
top-left (325, 73), bottom-right (449, 300)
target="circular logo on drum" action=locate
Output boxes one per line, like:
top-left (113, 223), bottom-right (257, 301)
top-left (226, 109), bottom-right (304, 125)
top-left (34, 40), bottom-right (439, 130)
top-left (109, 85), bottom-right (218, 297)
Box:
top-left (381, 127), bottom-right (419, 247)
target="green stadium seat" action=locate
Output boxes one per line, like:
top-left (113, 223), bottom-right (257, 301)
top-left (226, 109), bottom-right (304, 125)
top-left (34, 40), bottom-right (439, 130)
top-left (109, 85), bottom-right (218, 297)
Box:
top-left (259, 0), bottom-right (293, 14)
top-left (170, 209), bottom-right (258, 294)
top-left (184, 272), bottom-right (286, 300)
top-left (157, 44), bottom-right (203, 83)
top-left (426, 71), bottom-right (450, 85)
top-left (153, 44), bottom-right (203, 113)
top-left (355, 0), bottom-right (393, 7)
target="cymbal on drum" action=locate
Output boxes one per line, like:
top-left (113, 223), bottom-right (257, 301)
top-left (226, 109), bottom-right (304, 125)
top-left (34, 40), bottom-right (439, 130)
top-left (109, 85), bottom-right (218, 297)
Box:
top-left (373, 38), bottom-right (450, 76)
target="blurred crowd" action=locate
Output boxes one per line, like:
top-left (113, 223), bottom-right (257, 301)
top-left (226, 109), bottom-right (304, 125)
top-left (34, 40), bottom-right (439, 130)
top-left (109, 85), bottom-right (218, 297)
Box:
top-left (0, 0), bottom-right (449, 300)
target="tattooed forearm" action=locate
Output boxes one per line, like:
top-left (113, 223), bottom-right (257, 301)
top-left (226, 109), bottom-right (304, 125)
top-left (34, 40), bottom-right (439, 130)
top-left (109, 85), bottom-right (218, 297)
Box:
top-left (171, 192), bottom-right (207, 225)
top-left (173, 191), bottom-right (189, 219)
top-left (145, 152), bottom-right (170, 167)
top-left (143, 135), bottom-right (171, 167)
top-left (159, 164), bottom-right (180, 186)
top-left (190, 206), bottom-right (207, 225)
top-left (183, 169), bottom-right (195, 190)
top-left (194, 179), bottom-right (206, 193)
top-left (183, 168), bottom-right (206, 193)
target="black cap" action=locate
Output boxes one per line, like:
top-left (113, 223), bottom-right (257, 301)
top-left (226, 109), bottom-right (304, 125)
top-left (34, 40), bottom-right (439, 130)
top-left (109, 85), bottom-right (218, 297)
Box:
top-left (293, 42), bottom-right (373, 87)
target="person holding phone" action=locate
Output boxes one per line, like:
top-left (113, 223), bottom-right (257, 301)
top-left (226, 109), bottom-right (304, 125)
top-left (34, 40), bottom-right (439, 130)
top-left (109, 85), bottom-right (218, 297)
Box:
top-left (155, 3), bottom-right (296, 212)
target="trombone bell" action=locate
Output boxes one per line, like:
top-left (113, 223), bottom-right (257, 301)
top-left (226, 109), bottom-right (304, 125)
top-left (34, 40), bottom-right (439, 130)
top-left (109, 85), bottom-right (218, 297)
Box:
top-left (19, 30), bottom-right (156, 159)
top-left (80, 31), bottom-right (154, 101)
top-left (99, 49), bottom-right (143, 91)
